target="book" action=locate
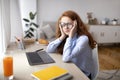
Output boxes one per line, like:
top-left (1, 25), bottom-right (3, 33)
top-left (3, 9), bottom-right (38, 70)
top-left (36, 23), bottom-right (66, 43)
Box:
top-left (31, 66), bottom-right (73, 80)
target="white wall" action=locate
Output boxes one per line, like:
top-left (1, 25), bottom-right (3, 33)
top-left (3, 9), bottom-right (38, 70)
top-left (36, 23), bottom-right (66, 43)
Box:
top-left (10, 0), bottom-right (120, 42)
top-left (37, 0), bottom-right (120, 24)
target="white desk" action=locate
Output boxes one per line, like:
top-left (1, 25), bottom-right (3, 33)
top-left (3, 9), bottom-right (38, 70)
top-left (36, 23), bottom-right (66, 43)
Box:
top-left (0, 43), bottom-right (90, 80)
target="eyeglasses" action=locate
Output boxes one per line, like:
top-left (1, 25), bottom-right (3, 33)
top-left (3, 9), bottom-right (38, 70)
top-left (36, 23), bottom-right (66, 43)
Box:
top-left (60, 22), bottom-right (73, 28)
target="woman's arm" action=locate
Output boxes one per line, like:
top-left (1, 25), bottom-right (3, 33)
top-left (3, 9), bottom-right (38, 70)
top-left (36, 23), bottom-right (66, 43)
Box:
top-left (46, 38), bottom-right (62, 53)
top-left (62, 35), bottom-right (89, 62)
top-left (46, 23), bottom-right (67, 53)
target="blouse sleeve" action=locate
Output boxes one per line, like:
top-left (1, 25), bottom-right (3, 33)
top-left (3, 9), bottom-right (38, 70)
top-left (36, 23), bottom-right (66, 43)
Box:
top-left (46, 38), bottom-right (62, 53)
top-left (62, 36), bottom-right (89, 62)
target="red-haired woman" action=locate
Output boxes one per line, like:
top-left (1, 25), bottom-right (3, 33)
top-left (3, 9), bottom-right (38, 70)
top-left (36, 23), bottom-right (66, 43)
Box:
top-left (46, 10), bottom-right (97, 80)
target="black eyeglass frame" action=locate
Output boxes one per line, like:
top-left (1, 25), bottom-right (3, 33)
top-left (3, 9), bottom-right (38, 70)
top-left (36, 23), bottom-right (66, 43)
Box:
top-left (59, 22), bottom-right (73, 28)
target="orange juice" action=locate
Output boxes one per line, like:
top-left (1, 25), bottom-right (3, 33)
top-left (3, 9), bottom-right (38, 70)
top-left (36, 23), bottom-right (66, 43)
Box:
top-left (3, 56), bottom-right (13, 77)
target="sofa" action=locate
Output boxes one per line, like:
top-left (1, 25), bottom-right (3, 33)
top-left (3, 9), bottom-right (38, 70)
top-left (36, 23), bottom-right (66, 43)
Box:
top-left (38, 21), bottom-right (57, 42)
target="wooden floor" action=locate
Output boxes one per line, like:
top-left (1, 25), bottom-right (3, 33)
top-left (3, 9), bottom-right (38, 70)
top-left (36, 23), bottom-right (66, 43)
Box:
top-left (98, 44), bottom-right (120, 70)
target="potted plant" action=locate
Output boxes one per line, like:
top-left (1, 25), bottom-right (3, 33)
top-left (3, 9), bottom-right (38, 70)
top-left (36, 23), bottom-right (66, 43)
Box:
top-left (23, 12), bottom-right (39, 39)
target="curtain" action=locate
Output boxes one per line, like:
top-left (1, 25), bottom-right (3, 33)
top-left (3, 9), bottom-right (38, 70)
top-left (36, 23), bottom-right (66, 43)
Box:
top-left (10, 0), bottom-right (23, 42)
top-left (0, 0), bottom-right (11, 58)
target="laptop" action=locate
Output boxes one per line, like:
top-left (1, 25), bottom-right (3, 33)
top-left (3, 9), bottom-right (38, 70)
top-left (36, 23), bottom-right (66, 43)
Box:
top-left (26, 49), bottom-right (55, 66)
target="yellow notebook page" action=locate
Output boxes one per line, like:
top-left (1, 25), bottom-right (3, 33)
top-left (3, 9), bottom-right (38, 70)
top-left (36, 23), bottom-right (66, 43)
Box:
top-left (32, 66), bottom-right (68, 80)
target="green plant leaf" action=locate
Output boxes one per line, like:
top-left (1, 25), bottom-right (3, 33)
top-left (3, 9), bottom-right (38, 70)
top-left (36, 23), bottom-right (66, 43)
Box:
top-left (24, 31), bottom-right (34, 38)
top-left (24, 34), bottom-right (29, 38)
top-left (30, 27), bottom-right (35, 32)
top-left (25, 24), bottom-right (29, 27)
top-left (31, 22), bottom-right (39, 28)
top-left (23, 18), bottom-right (30, 22)
top-left (33, 23), bottom-right (39, 28)
top-left (29, 12), bottom-right (34, 20)
top-left (30, 23), bottom-right (32, 26)
top-left (29, 32), bottom-right (34, 36)
top-left (25, 30), bottom-right (29, 34)
top-left (24, 33), bottom-right (31, 38)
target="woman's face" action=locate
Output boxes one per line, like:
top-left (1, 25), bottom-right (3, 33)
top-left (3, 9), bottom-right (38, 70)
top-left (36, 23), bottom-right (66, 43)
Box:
top-left (60, 16), bottom-right (73, 35)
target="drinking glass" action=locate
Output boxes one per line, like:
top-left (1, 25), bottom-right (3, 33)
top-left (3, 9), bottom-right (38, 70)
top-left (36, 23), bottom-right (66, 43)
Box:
top-left (3, 56), bottom-right (14, 80)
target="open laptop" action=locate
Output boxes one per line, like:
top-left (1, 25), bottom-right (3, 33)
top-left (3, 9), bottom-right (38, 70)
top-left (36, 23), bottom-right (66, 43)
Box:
top-left (26, 49), bottom-right (55, 66)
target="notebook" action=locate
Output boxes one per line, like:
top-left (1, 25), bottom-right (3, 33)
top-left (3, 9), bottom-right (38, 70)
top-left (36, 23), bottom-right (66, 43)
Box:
top-left (31, 65), bottom-right (73, 80)
top-left (26, 50), bottom-right (55, 66)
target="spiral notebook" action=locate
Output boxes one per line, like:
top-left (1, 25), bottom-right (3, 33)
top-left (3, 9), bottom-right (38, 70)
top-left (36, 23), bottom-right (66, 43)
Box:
top-left (26, 50), bottom-right (55, 66)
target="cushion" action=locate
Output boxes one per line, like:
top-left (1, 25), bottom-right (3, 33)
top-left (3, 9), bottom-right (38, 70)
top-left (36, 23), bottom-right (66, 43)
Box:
top-left (41, 24), bottom-right (55, 39)
top-left (38, 30), bottom-right (46, 39)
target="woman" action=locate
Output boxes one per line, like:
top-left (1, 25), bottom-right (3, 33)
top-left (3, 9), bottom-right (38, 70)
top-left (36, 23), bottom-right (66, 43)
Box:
top-left (46, 10), bottom-right (97, 80)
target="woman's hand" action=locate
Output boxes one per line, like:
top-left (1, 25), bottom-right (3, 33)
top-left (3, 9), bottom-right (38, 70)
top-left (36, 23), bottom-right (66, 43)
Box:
top-left (69, 20), bottom-right (77, 38)
top-left (59, 24), bottom-right (67, 41)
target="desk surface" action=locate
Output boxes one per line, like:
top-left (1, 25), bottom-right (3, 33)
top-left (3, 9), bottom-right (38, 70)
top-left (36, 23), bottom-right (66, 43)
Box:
top-left (0, 43), bottom-right (89, 80)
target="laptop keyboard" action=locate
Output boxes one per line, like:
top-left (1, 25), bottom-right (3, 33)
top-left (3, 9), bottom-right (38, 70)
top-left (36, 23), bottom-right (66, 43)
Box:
top-left (26, 51), bottom-right (55, 65)
top-left (37, 51), bottom-right (55, 63)
top-left (26, 52), bottom-right (44, 65)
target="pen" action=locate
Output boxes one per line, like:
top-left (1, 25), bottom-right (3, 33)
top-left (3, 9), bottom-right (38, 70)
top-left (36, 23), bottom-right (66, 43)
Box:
top-left (35, 48), bottom-right (44, 52)
top-left (14, 36), bottom-right (20, 41)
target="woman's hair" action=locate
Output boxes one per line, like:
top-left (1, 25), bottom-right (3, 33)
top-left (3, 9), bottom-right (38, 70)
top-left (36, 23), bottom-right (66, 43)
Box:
top-left (56, 10), bottom-right (97, 54)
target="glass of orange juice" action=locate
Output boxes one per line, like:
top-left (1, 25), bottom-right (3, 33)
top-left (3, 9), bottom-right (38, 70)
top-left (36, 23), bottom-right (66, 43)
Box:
top-left (3, 56), bottom-right (14, 80)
